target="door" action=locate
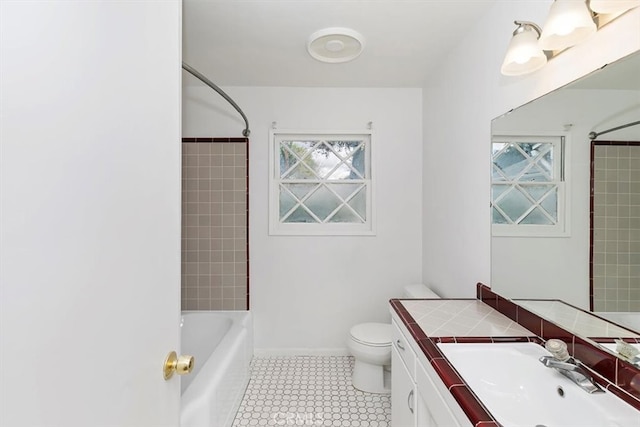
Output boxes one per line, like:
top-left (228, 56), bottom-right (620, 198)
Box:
top-left (0, 2), bottom-right (183, 426)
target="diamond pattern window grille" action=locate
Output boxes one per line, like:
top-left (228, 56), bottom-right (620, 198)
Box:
top-left (492, 135), bottom-right (566, 235)
top-left (270, 132), bottom-right (373, 235)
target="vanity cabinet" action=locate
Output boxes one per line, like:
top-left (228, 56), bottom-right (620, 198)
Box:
top-left (391, 345), bottom-right (417, 426)
top-left (391, 317), bottom-right (471, 427)
top-left (392, 319), bottom-right (425, 426)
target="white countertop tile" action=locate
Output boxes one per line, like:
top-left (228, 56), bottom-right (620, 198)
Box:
top-left (399, 299), bottom-right (533, 337)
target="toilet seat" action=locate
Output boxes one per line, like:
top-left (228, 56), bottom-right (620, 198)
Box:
top-left (349, 323), bottom-right (391, 347)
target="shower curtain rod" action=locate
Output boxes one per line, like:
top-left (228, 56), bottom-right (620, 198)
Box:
top-left (588, 120), bottom-right (640, 140)
top-left (182, 62), bottom-right (250, 137)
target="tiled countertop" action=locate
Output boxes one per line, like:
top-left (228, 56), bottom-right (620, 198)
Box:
top-left (391, 285), bottom-right (640, 427)
top-left (391, 298), bottom-right (539, 427)
top-left (399, 299), bottom-right (532, 337)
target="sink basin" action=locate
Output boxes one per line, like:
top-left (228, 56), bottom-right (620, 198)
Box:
top-left (437, 342), bottom-right (640, 427)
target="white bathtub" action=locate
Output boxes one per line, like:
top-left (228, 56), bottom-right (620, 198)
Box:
top-left (180, 311), bottom-right (253, 427)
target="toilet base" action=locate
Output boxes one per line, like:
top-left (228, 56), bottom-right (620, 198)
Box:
top-left (351, 360), bottom-right (391, 394)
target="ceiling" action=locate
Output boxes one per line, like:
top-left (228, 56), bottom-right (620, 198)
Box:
top-left (182, 0), bottom-right (498, 88)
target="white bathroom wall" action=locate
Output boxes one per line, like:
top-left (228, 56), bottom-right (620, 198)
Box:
top-left (183, 87), bottom-right (423, 352)
top-left (421, 2), bottom-right (640, 300)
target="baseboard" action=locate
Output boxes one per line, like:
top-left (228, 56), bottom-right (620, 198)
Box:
top-left (254, 347), bottom-right (350, 357)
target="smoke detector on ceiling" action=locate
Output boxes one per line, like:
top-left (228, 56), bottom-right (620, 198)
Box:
top-left (307, 28), bottom-right (365, 64)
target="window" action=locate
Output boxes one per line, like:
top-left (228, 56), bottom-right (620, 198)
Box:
top-left (269, 131), bottom-right (373, 235)
top-left (491, 135), bottom-right (567, 236)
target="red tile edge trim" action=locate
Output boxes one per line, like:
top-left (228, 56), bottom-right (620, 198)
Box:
top-left (573, 336), bottom-right (616, 383)
top-left (541, 318), bottom-right (573, 341)
top-left (477, 282), bottom-right (497, 309)
top-left (434, 336), bottom-right (538, 345)
top-left (618, 361), bottom-right (640, 400)
top-left (418, 338), bottom-right (445, 361)
top-left (449, 386), bottom-right (497, 425)
top-left (492, 336), bottom-right (540, 344)
top-left (389, 299), bottom-right (415, 326)
top-left (606, 376), bottom-right (640, 408)
top-left (182, 137), bottom-right (249, 143)
top-left (431, 358), bottom-right (465, 387)
top-left (514, 306), bottom-right (542, 336)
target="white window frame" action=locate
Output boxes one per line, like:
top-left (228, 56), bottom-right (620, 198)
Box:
top-left (269, 129), bottom-right (375, 236)
top-left (491, 133), bottom-right (570, 237)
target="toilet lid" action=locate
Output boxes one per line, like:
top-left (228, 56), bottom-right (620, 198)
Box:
top-left (350, 323), bottom-right (391, 346)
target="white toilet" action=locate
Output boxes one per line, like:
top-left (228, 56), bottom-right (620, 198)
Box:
top-left (347, 284), bottom-right (441, 394)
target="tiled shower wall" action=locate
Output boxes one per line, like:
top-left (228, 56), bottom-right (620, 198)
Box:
top-left (181, 138), bottom-right (248, 310)
top-left (592, 142), bottom-right (640, 312)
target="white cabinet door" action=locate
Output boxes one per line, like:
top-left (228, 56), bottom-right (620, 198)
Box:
top-left (416, 388), bottom-right (435, 427)
top-left (0, 2), bottom-right (182, 426)
top-left (416, 359), bottom-right (468, 427)
top-left (392, 346), bottom-right (416, 427)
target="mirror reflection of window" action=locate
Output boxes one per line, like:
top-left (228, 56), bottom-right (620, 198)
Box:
top-left (491, 135), bottom-right (566, 237)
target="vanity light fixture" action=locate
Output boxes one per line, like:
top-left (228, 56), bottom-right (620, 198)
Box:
top-left (501, 0), bottom-right (639, 76)
top-left (589, 0), bottom-right (640, 14)
top-left (538, 0), bottom-right (597, 51)
top-left (501, 21), bottom-right (547, 76)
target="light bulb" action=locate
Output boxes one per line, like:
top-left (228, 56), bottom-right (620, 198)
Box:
top-left (539, 0), bottom-right (596, 51)
top-left (501, 23), bottom-right (547, 76)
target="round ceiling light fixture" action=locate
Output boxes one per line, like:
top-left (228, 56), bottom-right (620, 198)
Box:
top-left (307, 27), bottom-right (365, 63)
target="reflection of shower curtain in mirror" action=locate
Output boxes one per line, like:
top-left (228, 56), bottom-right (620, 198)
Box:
top-left (591, 142), bottom-right (640, 312)
top-left (181, 138), bottom-right (249, 311)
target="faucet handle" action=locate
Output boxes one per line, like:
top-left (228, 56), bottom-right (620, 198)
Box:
top-left (545, 339), bottom-right (570, 361)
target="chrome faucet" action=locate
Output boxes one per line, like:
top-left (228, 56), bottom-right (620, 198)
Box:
top-left (539, 339), bottom-right (603, 394)
top-left (539, 356), bottom-right (603, 393)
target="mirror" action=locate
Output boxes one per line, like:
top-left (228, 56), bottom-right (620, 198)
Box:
top-left (514, 298), bottom-right (640, 363)
top-left (490, 51), bottom-right (640, 354)
top-left (515, 299), bottom-right (640, 338)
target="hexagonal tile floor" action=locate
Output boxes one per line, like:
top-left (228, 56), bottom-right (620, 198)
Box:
top-left (232, 356), bottom-right (391, 427)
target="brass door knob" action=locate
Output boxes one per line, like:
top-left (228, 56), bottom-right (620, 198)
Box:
top-left (163, 351), bottom-right (195, 380)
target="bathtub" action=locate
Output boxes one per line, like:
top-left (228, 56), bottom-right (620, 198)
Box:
top-left (180, 311), bottom-right (253, 427)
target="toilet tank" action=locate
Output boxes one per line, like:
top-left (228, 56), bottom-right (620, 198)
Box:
top-left (403, 284), bottom-right (440, 298)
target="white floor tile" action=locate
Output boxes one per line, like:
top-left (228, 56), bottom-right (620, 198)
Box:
top-left (233, 356), bottom-right (391, 427)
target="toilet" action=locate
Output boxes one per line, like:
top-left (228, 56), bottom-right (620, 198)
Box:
top-left (347, 284), bottom-right (441, 394)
